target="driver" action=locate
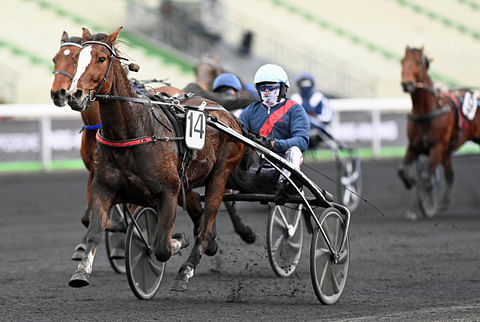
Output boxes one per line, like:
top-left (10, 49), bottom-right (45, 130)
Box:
top-left (291, 72), bottom-right (334, 148)
top-left (239, 64), bottom-right (310, 201)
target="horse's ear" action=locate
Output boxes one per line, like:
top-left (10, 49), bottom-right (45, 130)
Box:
top-left (420, 45), bottom-right (424, 52)
top-left (82, 28), bottom-right (92, 42)
top-left (61, 31), bottom-right (69, 44)
top-left (106, 26), bottom-right (123, 45)
top-left (405, 45), bottom-right (410, 53)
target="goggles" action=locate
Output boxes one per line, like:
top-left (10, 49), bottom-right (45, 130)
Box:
top-left (298, 79), bottom-right (313, 88)
top-left (256, 82), bottom-right (280, 92)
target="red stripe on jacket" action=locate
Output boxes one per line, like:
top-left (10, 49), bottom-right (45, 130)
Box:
top-left (259, 100), bottom-right (297, 137)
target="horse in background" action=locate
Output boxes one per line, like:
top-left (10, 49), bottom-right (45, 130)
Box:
top-left (66, 27), bottom-right (244, 290)
top-left (398, 46), bottom-right (480, 217)
top-left (50, 32), bottom-right (128, 260)
top-left (194, 55), bottom-right (223, 91)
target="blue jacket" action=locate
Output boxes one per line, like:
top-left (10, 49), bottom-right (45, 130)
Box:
top-left (239, 99), bottom-right (310, 153)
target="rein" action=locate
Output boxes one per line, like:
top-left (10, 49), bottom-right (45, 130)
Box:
top-left (408, 105), bottom-right (451, 122)
top-left (91, 93), bottom-right (228, 112)
top-left (93, 93), bottom-right (226, 148)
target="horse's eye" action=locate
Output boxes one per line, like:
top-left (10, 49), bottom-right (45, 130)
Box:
top-left (98, 57), bottom-right (106, 63)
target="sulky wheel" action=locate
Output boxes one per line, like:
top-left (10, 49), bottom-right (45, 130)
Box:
top-left (310, 207), bottom-right (349, 305)
top-left (416, 156), bottom-right (444, 218)
top-left (125, 207), bottom-right (165, 300)
top-left (336, 154), bottom-right (362, 213)
top-left (267, 203), bottom-right (304, 277)
top-left (105, 204), bottom-right (128, 274)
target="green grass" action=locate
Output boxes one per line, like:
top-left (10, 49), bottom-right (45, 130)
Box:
top-left (0, 159), bottom-right (85, 173)
top-left (3, 144), bottom-right (479, 174)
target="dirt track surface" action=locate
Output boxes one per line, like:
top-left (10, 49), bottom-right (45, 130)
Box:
top-left (1, 157), bottom-right (480, 321)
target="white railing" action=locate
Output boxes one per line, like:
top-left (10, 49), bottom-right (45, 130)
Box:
top-left (0, 99), bottom-right (412, 171)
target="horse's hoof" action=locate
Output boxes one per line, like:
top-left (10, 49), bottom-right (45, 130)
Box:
top-left (172, 233), bottom-right (190, 249)
top-left (69, 270), bottom-right (90, 288)
top-left (71, 250), bottom-right (84, 261)
top-left (205, 239), bottom-right (218, 256)
top-left (170, 279), bottom-right (189, 292)
top-left (71, 243), bottom-right (86, 261)
top-left (404, 210), bottom-right (418, 221)
top-left (397, 168), bottom-right (414, 190)
top-left (239, 227), bottom-right (256, 244)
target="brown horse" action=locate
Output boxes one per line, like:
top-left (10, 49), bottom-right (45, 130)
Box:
top-left (51, 32), bottom-right (256, 263)
top-left (191, 55), bottom-right (257, 110)
top-left (50, 31), bottom-right (124, 260)
top-left (398, 46), bottom-right (480, 216)
top-left (194, 55), bottom-right (223, 91)
top-left (66, 27), bottom-right (244, 290)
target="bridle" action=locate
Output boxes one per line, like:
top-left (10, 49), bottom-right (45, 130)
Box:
top-left (402, 51), bottom-right (436, 95)
top-left (81, 40), bottom-right (128, 98)
top-left (54, 42), bottom-right (83, 80)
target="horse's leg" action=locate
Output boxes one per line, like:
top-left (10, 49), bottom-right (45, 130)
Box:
top-left (72, 170), bottom-right (94, 261)
top-left (181, 190), bottom-right (204, 237)
top-left (172, 174), bottom-right (228, 291)
top-left (440, 153), bottom-right (454, 211)
top-left (69, 186), bottom-right (112, 287)
top-left (153, 190), bottom-right (189, 262)
top-left (398, 145), bottom-right (417, 189)
top-left (223, 198), bottom-right (256, 244)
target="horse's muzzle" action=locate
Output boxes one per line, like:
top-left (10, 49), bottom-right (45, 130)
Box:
top-left (401, 82), bottom-right (415, 94)
top-left (67, 90), bottom-right (89, 112)
top-left (50, 89), bottom-right (68, 107)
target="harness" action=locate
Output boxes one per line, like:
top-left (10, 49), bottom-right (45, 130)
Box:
top-left (80, 40), bottom-right (232, 209)
top-left (54, 42), bottom-right (83, 80)
top-left (55, 41), bottom-right (104, 133)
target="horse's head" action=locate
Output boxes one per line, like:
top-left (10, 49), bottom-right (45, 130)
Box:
top-left (401, 46), bottom-right (432, 94)
top-left (67, 27), bottom-right (123, 111)
top-left (194, 55), bottom-right (224, 91)
top-left (50, 32), bottom-right (83, 107)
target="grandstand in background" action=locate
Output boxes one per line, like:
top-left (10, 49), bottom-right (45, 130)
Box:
top-left (1, 0), bottom-right (479, 103)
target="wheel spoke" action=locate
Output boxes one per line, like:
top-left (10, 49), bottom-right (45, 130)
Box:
top-left (318, 257), bottom-right (330, 287)
top-left (271, 234), bottom-right (285, 253)
top-left (147, 258), bottom-right (163, 276)
top-left (329, 266), bottom-right (341, 294)
top-left (275, 206), bottom-right (291, 229)
top-left (273, 213), bottom-right (287, 229)
top-left (342, 189), bottom-right (352, 206)
top-left (333, 219), bottom-right (341, 250)
top-left (315, 247), bottom-right (330, 258)
top-left (322, 221), bottom-right (333, 242)
top-left (131, 249), bottom-right (144, 273)
top-left (286, 238), bottom-right (301, 250)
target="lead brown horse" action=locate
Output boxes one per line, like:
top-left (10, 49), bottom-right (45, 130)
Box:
top-left (398, 46), bottom-right (480, 217)
top-left (51, 31), bottom-right (256, 263)
top-left (66, 27), bottom-right (244, 290)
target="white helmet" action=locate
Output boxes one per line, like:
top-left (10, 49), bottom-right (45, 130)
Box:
top-left (253, 64), bottom-right (290, 88)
